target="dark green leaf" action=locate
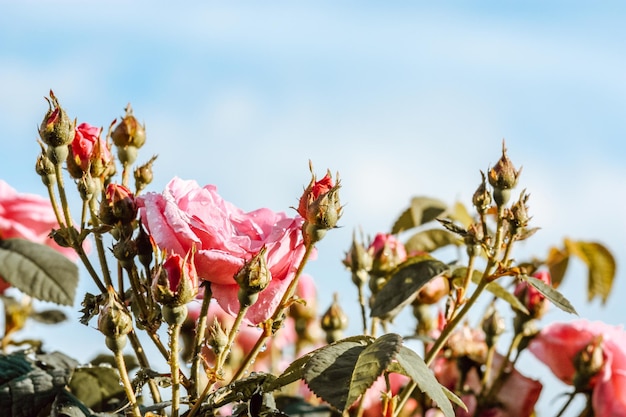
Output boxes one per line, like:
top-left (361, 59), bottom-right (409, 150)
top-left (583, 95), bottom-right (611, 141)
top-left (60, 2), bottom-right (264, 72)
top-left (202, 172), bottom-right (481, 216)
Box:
top-left (88, 354), bottom-right (139, 371)
top-left (303, 336), bottom-right (373, 412)
top-left (391, 197), bottom-right (448, 234)
top-left (404, 229), bottom-right (461, 254)
top-left (267, 351), bottom-right (316, 392)
top-left (565, 239), bottom-right (616, 304)
top-left (208, 372), bottom-right (276, 408)
top-left (395, 346), bottom-right (454, 417)
top-left (275, 395), bottom-right (335, 417)
top-left (68, 366), bottom-right (126, 412)
top-left (370, 259), bottom-right (448, 319)
top-left (0, 239), bottom-right (78, 306)
top-left (346, 334), bottom-right (403, 408)
top-left (523, 275), bottom-right (577, 315)
top-left (436, 219), bottom-right (467, 237)
top-left (0, 351), bottom-right (78, 417)
top-left (30, 309), bottom-right (67, 325)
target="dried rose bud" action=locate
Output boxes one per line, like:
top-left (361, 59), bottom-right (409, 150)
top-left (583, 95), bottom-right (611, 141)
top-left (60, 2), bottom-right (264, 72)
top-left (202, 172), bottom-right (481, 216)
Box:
top-left (514, 270), bottom-right (551, 320)
top-left (488, 143), bottom-right (522, 206)
top-left (207, 317), bottom-right (229, 356)
top-left (297, 163), bottom-right (342, 244)
top-left (234, 247), bottom-right (271, 308)
top-left (152, 251), bottom-right (198, 308)
top-left (99, 183), bottom-right (137, 226)
top-left (472, 171), bottom-right (491, 213)
top-left (39, 90), bottom-right (75, 147)
top-left (481, 305), bottom-right (505, 348)
top-left (134, 155), bottom-right (157, 193)
top-left (321, 293), bottom-right (348, 343)
top-left (573, 336), bottom-right (605, 391)
top-left (368, 233), bottom-right (407, 277)
top-left (135, 222), bottom-right (154, 269)
top-left (98, 286), bottom-right (133, 351)
top-left (112, 104), bottom-right (146, 149)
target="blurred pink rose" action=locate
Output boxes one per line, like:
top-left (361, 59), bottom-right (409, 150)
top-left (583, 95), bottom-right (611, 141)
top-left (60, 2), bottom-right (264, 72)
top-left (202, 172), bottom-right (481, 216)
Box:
top-left (529, 320), bottom-right (626, 416)
top-left (138, 177), bottom-right (307, 324)
top-left (0, 180), bottom-right (78, 293)
top-left (432, 325), bottom-right (542, 417)
top-left (368, 233), bottom-right (407, 276)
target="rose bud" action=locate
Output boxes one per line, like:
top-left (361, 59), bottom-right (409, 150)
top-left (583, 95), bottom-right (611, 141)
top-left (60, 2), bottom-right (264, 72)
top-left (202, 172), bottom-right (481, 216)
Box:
top-left (67, 122), bottom-right (115, 179)
top-left (152, 251), bottom-right (199, 309)
top-left (99, 183), bottom-right (138, 226)
top-left (112, 104), bottom-right (146, 166)
top-left (472, 170), bottom-right (491, 213)
top-left (508, 190), bottom-right (531, 234)
top-left (321, 293), bottom-right (348, 344)
top-left (368, 233), bottom-right (407, 278)
top-left (514, 270), bottom-right (551, 320)
top-left (35, 146), bottom-right (56, 187)
top-left (297, 163), bottom-right (342, 244)
top-left (481, 305), bottom-right (505, 348)
top-left (207, 317), bottom-right (229, 356)
top-left (98, 286), bottom-right (133, 351)
top-left (573, 336), bottom-right (605, 391)
top-left (134, 155), bottom-right (157, 193)
top-left (39, 90), bottom-right (75, 148)
top-left (343, 231), bottom-right (373, 287)
top-left (488, 142), bottom-right (522, 206)
top-left (234, 247), bottom-right (271, 308)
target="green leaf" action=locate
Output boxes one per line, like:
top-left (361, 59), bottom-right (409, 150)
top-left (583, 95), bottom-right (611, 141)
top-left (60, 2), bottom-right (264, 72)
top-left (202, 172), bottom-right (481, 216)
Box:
top-left (448, 202), bottom-right (474, 228)
top-left (545, 246), bottom-right (570, 288)
top-left (29, 309), bottom-right (67, 325)
top-left (267, 351), bottom-right (317, 392)
top-left (436, 219), bottom-right (467, 237)
top-left (370, 259), bottom-right (448, 319)
top-left (404, 229), bottom-right (461, 254)
top-left (523, 275), bottom-right (578, 315)
top-left (0, 239), bottom-right (78, 306)
top-left (395, 346), bottom-right (454, 417)
top-left (564, 239), bottom-right (616, 304)
top-left (391, 197), bottom-right (448, 234)
top-left (0, 351), bottom-right (78, 417)
top-left (346, 333), bottom-right (403, 408)
top-left (68, 366), bottom-right (127, 412)
top-left (208, 372), bottom-right (276, 409)
top-left (441, 385), bottom-right (467, 412)
top-left (302, 336), bottom-right (373, 412)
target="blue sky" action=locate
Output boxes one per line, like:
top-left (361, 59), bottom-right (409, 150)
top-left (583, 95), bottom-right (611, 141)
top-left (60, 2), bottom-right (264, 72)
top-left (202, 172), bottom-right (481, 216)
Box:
top-left (2, 2), bottom-right (626, 415)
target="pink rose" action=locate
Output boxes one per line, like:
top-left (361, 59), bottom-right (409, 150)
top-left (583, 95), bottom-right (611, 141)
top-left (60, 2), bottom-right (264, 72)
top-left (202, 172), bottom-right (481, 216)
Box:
top-left (529, 320), bottom-right (626, 416)
top-left (138, 177), bottom-right (307, 324)
top-left (67, 122), bottom-right (113, 178)
top-left (0, 180), bottom-right (78, 292)
top-left (368, 233), bottom-right (407, 276)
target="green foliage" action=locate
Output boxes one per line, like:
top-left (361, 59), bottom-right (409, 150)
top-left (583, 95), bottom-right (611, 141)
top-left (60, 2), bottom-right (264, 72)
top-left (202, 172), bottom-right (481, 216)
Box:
top-left (391, 197), bottom-right (448, 234)
top-left (522, 274), bottom-right (578, 315)
top-left (0, 238), bottom-right (78, 306)
top-left (68, 366), bottom-right (127, 412)
top-left (370, 258), bottom-right (448, 319)
top-left (565, 239), bottom-right (616, 304)
top-left (404, 229), bottom-right (461, 254)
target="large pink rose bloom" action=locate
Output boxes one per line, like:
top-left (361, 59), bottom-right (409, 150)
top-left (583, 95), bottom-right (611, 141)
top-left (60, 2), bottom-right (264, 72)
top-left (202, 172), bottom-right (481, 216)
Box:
top-left (0, 180), bottom-right (78, 292)
top-left (529, 320), bottom-right (626, 417)
top-left (138, 177), bottom-right (307, 324)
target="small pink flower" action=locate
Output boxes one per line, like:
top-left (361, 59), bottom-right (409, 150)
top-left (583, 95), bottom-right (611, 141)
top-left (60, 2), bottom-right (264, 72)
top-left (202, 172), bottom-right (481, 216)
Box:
top-left (138, 177), bottom-right (308, 324)
top-left (68, 122), bottom-right (113, 178)
top-left (0, 180), bottom-right (79, 293)
top-left (529, 320), bottom-right (626, 416)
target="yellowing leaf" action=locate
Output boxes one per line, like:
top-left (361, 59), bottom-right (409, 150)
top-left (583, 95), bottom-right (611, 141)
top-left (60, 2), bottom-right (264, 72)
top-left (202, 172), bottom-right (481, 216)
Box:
top-left (564, 239), bottom-right (616, 304)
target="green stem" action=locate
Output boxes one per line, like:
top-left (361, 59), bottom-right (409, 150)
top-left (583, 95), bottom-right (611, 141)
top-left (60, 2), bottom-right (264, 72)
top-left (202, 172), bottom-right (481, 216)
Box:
top-left (230, 242), bottom-right (315, 382)
top-left (114, 345), bottom-right (141, 417)
top-left (170, 322), bottom-right (182, 417)
top-left (128, 330), bottom-right (163, 406)
top-left (89, 199), bottom-right (113, 288)
top-left (190, 283), bottom-right (212, 400)
top-left (215, 305), bottom-right (249, 376)
top-left (357, 283), bottom-right (368, 335)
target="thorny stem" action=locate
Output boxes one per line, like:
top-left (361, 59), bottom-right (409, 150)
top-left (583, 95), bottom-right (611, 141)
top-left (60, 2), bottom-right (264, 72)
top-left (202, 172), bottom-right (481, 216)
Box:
top-left (230, 242), bottom-right (316, 382)
top-left (114, 347), bottom-right (141, 417)
top-left (44, 180), bottom-right (64, 229)
top-left (190, 283), bottom-right (212, 400)
top-left (482, 331), bottom-right (524, 405)
top-left (481, 343), bottom-right (496, 388)
top-left (54, 161), bottom-right (74, 233)
top-left (170, 321), bottom-right (183, 417)
top-left (555, 391), bottom-right (578, 417)
top-left (127, 330), bottom-right (163, 406)
top-left (357, 283), bottom-right (368, 335)
top-left (89, 198), bottom-right (113, 288)
top-left (459, 254), bottom-right (476, 304)
top-left (214, 304), bottom-right (249, 379)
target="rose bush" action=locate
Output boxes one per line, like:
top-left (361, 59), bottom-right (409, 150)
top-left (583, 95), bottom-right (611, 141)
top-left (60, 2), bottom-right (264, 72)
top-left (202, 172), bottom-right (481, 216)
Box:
top-left (138, 177), bottom-right (308, 324)
top-left (529, 320), bottom-right (626, 416)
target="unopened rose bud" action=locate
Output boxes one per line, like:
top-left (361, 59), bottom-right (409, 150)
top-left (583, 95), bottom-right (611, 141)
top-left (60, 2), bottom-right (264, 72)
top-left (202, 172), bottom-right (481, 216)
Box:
top-left (464, 223), bottom-right (484, 258)
top-left (134, 155), bottom-right (157, 193)
top-left (508, 190), bottom-right (531, 234)
top-left (77, 174), bottom-right (97, 202)
top-left (235, 247), bottom-right (271, 308)
top-left (514, 270), bottom-right (551, 321)
top-left (112, 239), bottom-right (137, 270)
top-left (39, 90), bottom-right (75, 147)
top-left (207, 317), bottom-right (229, 356)
top-left (368, 233), bottom-right (407, 278)
top-left (98, 286), bottom-right (133, 351)
top-left (152, 251), bottom-right (198, 309)
top-left (99, 183), bottom-right (137, 226)
top-left (472, 171), bottom-right (492, 213)
top-left (482, 305), bottom-right (505, 348)
top-left (343, 231), bottom-right (372, 287)
top-left (297, 163), bottom-right (342, 244)
top-left (136, 223), bottom-right (154, 269)
top-left (573, 336), bottom-right (605, 391)
top-left (321, 293), bottom-right (348, 343)
top-left (488, 143), bottom-right (522, 207)
top-left (35, 147), bottom-right (56, 186)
